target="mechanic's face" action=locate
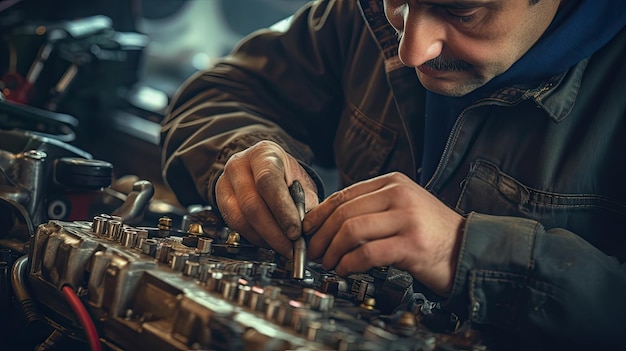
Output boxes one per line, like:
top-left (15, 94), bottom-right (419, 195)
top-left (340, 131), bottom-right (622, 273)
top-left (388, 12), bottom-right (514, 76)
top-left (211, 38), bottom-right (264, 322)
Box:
top-left (384, 0), bottom-right (561, 96)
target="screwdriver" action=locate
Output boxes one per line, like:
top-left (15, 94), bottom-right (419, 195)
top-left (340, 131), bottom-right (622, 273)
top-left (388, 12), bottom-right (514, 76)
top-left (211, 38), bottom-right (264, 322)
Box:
top-left (288, 180), bottom-right (307, 280)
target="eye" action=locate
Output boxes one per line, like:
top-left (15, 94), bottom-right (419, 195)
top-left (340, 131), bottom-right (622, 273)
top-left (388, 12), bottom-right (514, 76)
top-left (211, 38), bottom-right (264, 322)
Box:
top-left (446, 8), bottom-right (479, 23)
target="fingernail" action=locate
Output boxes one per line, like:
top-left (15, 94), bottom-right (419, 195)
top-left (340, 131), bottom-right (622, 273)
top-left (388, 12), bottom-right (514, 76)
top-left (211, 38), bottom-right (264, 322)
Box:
top-left (286, 224), bottom-right (300, 240)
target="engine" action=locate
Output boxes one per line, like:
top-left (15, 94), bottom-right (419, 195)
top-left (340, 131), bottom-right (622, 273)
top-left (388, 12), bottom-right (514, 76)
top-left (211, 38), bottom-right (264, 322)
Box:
top-left (16, 212), bottom-right (485, 351)
top-left (0, 110), bottom-right (485, 351)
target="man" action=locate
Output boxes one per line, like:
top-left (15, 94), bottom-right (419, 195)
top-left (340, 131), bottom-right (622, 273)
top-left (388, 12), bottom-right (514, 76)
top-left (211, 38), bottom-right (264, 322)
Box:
top-left (161, 0), bottom-right (626, 349)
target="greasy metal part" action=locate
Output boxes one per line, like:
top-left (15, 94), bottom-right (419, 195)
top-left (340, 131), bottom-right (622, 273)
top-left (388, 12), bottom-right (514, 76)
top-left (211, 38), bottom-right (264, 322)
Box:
top-left (141, 238), bottom-right (157, 257)
top-left (248, 286), bottom-right (265, 312)
top-left (158, 216), bottom-right (172, 237)
top-left (225, 231), bottom-right (240, 246)
top-left (305, 320), bottom-right (323, 342)
top-left (0, 130), bottom-right (111, 243)
top-left (158, 243), bottom-right (172, 263)
top-left (225, 231), bottom-right (241, 254)
top-left (361, 297), bottom-right (376, 311)
top-left (196, 237), bottom-right (213, 254)
top-left (219, 274), bottom-right (238, 300)
top-left (111, 180), bottom-right (154, 225)
top-left (320, 274), bottom-right (339, 293)
top-left (237, 285), bottom-right (251, 306)
top-left (23, 214), bottom-right (486, 351)
top-left (106, 219), bottom-right (122, 240)
top-left (395, 311), bottom-right (418, 337)
top-left (204, 270), bottom-right (222, 291)
top-left (171, 252), bottom-right (189, 271)
top-left (289, 180), bottom-right (306, 280)
top-left (357, 279), bottom-right (370, 302)
top-left (92, 216), bottom-right (107, 235)
top-left (311, 290), bottom-right (334, 312)
top-left (135, 229), bottom-right (148, 249)
top-left (183, 261), bottom-right (200, 277)
top-left (242, 329), bottom-right (291, 351)
top-left (263, 285), bottom-right (281, 300)
top-left (292, 237), bottom-right (307, 280)
top-left (122, 229), bottom-right (137, 248)
top-left (187, 223), bottom-right (203, 235)
top-left (12, 150), bottom-right (48, 226)
top-left (301, 287), bottom-right (315, 304)
top-left (291, 308), bottom-right (322, 334)
top-left (264, 298), bottom-right (281, 321)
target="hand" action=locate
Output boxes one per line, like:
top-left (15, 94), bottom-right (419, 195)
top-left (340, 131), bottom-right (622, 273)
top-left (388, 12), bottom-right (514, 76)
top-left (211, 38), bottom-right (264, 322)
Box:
top-left (303, 172), bottom-right (464, 296)
top-left (215, 140), bottom-right (319, 258)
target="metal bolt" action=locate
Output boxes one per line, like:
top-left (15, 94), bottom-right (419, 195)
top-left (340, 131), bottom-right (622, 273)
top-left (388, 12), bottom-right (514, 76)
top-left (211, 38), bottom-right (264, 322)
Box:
top-left (360, 297), bottom-right (376, 310)
top-left (187, 223), bottom-right (203, 235)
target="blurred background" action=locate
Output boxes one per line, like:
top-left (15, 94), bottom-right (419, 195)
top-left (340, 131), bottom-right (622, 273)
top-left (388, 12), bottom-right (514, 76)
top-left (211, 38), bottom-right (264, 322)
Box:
top-left (0, 0), bottom-right (313, 211)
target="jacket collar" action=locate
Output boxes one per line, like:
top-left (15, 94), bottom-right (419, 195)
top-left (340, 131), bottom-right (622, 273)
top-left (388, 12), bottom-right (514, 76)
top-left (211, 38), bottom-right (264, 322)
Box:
top-left (480, 58), bottom-right (588, 124)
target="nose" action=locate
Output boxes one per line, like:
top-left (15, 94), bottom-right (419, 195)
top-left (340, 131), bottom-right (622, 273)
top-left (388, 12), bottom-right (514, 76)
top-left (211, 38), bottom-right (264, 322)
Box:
top-left (397, 9), bottom-right (445, 67)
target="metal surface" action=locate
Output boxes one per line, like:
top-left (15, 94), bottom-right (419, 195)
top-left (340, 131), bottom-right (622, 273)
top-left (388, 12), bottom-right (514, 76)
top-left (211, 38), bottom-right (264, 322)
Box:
top-left (289, 180), bottom-right (307, 280)
top-left (23, 214), bottom-right (486, 351)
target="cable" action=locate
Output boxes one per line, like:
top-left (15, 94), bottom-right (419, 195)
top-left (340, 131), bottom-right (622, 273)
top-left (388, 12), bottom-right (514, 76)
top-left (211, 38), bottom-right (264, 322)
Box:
top-left (61, 285), bottom-right (102, 351)
top-left (11, 255), bottom-right (43, 324)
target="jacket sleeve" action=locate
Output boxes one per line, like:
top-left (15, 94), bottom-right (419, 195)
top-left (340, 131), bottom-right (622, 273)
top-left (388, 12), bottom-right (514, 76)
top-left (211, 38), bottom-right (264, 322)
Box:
top-left (160, 0), bottom-right (360, 207)
top-left (443, 212), bottom-right (626, 350)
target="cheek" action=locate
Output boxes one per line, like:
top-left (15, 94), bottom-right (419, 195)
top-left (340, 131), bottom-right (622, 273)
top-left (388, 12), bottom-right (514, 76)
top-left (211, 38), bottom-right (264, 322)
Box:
top-left (445, 28), bottom-right (520, 72)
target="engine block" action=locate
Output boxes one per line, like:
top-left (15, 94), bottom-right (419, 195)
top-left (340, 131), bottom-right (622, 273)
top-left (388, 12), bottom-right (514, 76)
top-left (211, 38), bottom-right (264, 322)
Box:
top-left (25, 214), bottom-right (485, 351)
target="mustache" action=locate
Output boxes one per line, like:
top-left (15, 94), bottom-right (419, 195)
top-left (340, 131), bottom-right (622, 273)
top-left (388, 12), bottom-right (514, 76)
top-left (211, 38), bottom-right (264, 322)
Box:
top-left (395, 31), bottom-right (472, 71)
top-left (423, 56), bottom-right (472, 72)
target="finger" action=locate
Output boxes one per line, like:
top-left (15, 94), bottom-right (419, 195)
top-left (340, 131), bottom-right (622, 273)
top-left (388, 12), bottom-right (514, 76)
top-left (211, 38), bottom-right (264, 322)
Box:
top-left (320, 211), bottom-right (402, 270)
top-left (250, 155), bottom-right (302, 240)
top-left (307, 188), bottom-right (393, 260)
top-left (284, 158), bottom-right (320, 210)
top-left (333, 236), bottom-right (402, 276)
top-left (303, 174), bottom-right (392, 234)
top-left (227, 161), bottom-right (294, 258)
top-left (216, 174), bottom-right (268, 248)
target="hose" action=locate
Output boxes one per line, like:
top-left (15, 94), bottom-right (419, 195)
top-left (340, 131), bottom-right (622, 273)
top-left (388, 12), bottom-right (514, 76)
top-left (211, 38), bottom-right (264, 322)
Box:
top-left (11, 255), bottom-right (42, 324)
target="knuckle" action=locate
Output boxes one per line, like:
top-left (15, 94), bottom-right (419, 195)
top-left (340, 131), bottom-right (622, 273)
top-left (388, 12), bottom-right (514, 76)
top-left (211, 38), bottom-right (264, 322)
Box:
top-left (327, 188), bottom-right (348, 206)
top-left (387, 171), bottom-right (406, 182)
top-left (253, 141), bottom-right (284, 159)
top-left (359, 242), bottom-right (376, 262)
top-left (254, 139), bottom-right (278, 149)
top-left (255, 169), bottom-right (279, 191)
top-left (334, 204), bottom-right (350, 222)
top-left (388, 183), bottom-right (409, 199)
top-left (223, 154), bottom-right (244, 174)
top-left (340, 218), bottom-right (360, 241)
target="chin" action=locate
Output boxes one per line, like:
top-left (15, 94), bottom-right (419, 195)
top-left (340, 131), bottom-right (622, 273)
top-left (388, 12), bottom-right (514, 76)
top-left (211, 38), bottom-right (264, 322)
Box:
top-left (417, 70), bottom-right (489, 97)
top-left (422, 83), bottom-right (474, 97)
top-left (422, 78), bottom-right (486, 97)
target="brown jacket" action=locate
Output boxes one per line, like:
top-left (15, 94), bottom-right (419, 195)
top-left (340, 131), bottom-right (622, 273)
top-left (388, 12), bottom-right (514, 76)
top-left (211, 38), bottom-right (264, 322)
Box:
top-left (161, 1), bottom-right (626, 349)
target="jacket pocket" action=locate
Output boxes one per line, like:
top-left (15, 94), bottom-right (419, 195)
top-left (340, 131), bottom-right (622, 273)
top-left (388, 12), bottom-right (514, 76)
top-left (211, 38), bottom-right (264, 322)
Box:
top-left (456, 160), bottom-right (626, 258)
top-left (335, 108), bottom-right (397, 184)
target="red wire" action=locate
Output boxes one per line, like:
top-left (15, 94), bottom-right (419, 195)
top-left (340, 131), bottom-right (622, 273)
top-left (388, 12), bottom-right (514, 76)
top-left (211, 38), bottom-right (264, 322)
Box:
top-left (61, 285), bottom-right (103, 351)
